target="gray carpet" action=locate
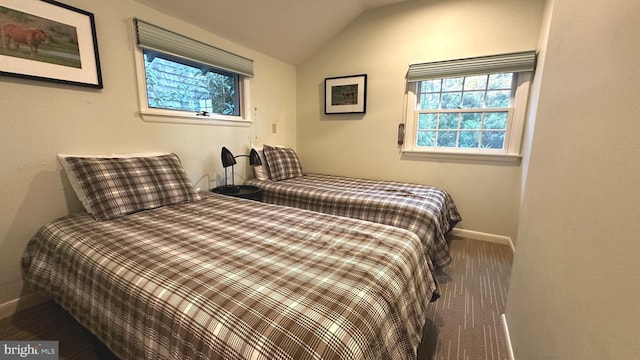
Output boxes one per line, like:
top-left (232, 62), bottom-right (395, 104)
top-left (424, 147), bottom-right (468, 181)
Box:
top-left (418, 236), bottom-right (513, 360)
top-left (0, 237), bottom-right (513, 360)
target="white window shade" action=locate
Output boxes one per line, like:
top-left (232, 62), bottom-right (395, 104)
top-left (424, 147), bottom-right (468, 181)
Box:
top-left (134, 18), bottom-right (254, 78)
top-left (407, 50), bottom-right (536, 82)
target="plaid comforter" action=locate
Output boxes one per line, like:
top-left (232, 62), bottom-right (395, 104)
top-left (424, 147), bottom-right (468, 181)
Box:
top-left (245, 174), bottom-right (462, 269)
top-left (23, 193), bottom-right (437, 360)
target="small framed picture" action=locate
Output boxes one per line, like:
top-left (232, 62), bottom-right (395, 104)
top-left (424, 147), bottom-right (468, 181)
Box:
top-left (0, 0), bottom-right (103, 88)
top-left (324, 74), bottom-right (367, 114)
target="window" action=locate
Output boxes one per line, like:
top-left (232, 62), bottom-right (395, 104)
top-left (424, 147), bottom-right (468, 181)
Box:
top-left (403, 51), bottom-right (536, 162)
top-left (416, 73), bottom-right (513, 150)
top-left (133, 19), bottom-right (253, 126)
top-left (143, 50), bottom-right (240, 116)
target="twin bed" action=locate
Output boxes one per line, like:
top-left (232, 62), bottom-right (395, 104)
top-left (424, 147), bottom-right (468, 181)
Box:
top-left (246, 145), bottom-right (461, 269)
top-left (245, 173), bottom-right (460, 269)
top-left (22, 150), bottom-right (461, 360)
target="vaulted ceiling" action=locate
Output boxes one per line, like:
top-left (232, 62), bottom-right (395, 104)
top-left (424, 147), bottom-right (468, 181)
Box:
top-left (133, 0), bottom-right (415, 65)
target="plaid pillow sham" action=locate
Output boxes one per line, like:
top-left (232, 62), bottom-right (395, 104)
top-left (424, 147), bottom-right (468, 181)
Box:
top-left (64, 153), bottom-right (201, 220)
top-left (262, 145), bottom-right (304, 181)
top-left (58, 152), bottom-right (169, 213)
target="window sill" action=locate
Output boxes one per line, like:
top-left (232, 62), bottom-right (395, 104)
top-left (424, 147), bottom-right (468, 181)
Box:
top-left (139, 110), bottom-right (252, 127)
top-left (401, 149), bottom-right (521, 165)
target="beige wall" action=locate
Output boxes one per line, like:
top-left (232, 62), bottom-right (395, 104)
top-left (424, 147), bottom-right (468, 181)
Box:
top-left (506, 0), bottom-right (640, 358)
top-left (0, 0), bottom-right (296, 310)
top-left (296, 0), bottom-right (545, 241)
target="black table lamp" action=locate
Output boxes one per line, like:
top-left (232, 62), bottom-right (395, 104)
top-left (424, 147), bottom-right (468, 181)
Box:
top-left (221, 147), bottom-right (262, 187)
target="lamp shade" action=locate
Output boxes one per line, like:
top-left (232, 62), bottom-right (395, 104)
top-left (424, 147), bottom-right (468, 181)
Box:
top-left (248, 148), bottom-right (262, 166)
top-left (221, 147), bottom-right (237, 168)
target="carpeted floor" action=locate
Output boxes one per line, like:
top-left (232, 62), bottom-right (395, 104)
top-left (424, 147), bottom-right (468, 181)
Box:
top-left (0, 237), bottom-right (513, 360)
top-left (419, 236), bottom-right (514, 360)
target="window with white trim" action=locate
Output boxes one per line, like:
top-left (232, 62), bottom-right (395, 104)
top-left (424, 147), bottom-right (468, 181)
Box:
top-left (403, 51), bottom-right (536, 162)
top-left (132, 19), bottom-right (254, 126)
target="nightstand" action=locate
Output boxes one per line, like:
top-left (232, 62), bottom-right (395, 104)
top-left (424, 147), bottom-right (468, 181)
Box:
top-left (211, 185), bottom-right (262, 201)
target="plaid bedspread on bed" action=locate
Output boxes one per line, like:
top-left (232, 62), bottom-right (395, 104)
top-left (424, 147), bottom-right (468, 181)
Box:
top-left (245, 174), bottom-right (462, 269)
top-left (23, 193), bottom-right (437, 360)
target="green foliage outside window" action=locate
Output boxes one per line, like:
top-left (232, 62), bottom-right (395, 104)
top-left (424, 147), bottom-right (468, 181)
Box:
top-left (416, 73), bottom-right (513, 150)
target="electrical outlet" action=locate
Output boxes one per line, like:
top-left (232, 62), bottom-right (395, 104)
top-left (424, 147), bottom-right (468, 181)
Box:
top-left (271, 124), bottom-right (277, 133)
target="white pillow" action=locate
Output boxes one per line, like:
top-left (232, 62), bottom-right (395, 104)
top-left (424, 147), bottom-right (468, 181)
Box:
top-left (58, 152), bottom-right (169, 212)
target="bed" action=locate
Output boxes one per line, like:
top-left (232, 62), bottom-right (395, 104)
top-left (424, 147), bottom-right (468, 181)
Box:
top-left (22, 153), bottom-right (439, 360)
top-left (245, 145), bottom-right (462, 269)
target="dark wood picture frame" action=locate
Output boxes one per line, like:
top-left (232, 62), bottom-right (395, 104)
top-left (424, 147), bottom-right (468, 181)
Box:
top-left (324, 74), bottom-right (367, 114)
top-left (0, 0), bottom-right (103, 88)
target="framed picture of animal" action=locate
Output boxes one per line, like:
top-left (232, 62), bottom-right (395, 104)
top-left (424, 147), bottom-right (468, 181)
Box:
top-left (0, 0), bottom-right (102, 88)
top-left (324, 74), bottom-right (367, 114)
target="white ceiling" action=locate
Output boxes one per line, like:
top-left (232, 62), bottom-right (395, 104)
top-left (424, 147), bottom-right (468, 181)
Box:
top-left (133, 0), bottom-right (414, 65)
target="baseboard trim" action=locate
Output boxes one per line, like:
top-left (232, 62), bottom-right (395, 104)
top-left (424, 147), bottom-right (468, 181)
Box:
top-left (0, 293), bottom-right (48, 320)
top-left (450, 228), bottom-right (515, 253)
top-left (501, 313), bottom-right (515, 360)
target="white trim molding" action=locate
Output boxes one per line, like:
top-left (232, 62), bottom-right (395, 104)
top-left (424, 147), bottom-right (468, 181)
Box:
top-left (0, 293), bottom-right (48, 320)
top-left (450, 228), bottom-right (515, 253)
top-left (401, 150), bottom-right (522, 165)
top-left (501, 313), bottom-right (516, 360)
